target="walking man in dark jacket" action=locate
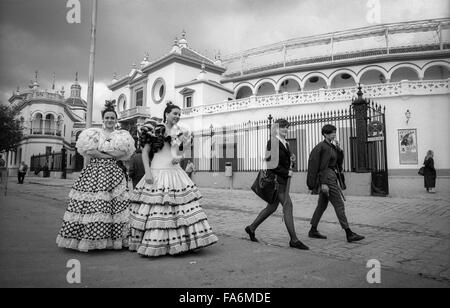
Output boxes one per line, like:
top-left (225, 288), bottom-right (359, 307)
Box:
top-left (307, 124), bottom-right (365, 243)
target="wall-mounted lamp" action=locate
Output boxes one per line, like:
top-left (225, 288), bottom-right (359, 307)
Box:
top-left (405, 109), bottom-right (411, 124)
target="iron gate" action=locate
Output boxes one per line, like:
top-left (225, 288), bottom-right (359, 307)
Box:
top-left (351, 86), bottom-right (389, 196)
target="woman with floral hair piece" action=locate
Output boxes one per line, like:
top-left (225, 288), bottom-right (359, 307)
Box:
top-left (129, 102), bottom-right (218, 257)
top-left (56, 100), bottom-right (136, 252)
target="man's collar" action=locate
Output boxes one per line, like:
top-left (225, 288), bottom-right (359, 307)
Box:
top-left (324, 139), bottom-right (335, 148)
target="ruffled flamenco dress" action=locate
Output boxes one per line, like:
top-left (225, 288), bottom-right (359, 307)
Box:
top-left (129, 128), bottom-right (218, 257)
top-left (56, 128), bottom-right (136, 252)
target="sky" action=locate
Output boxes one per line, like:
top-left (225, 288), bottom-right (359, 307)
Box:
top-left (0, 0), bottom-right (449, 121)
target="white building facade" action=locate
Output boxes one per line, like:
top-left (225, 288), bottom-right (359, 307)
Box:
top-left (108, 19), bottom-right (450, 179)
top-left (6, 73), bottom-right (95, 177)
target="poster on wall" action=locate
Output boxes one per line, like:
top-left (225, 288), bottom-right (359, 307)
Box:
top-left (398, 129), bottom-right (418, 164)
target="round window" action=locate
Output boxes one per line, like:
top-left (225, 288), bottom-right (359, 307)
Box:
top-left (152, 78), bottom-right (166, 103)
top-left (118, 95), bottom-right (126, 112)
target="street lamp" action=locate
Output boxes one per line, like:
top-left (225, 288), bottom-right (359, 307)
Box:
top-left (405, 109), bottom-right (411, 124)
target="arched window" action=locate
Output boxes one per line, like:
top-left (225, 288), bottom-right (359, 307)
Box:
top-left (235, 86), bottom-right (253, 99)
top-left (423, 65), bottom-right (450, 80)
top-left (359, 69), bottom-right (388, 85)
top-left (279, 78), bottom-right (301, 93)
top-left (303, 75), bottom-right (328, 91)
top-left (330, 72), bottom-right (357, 88)
top-left (45, 114), bottom-right (55, 135)
top-left (33, 113), bottom-right (43, 134)
top-left (256, 82), bottom-right (276, 96)
top-left (390, 67), bottom-right (420, 82)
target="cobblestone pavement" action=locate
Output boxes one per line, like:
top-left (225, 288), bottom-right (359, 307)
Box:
top-left (3, 176), bottom-right (450, 284)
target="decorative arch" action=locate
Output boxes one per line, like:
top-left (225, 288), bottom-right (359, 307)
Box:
top-left (44, 111), bottom-right (58, 118)
top-left (234, 82), bottom-right (255, 97)
top-left (387, 63), bottom-right (422, 81)
top-left (422, 61), bottom-right (450, 80)
top-left (328, 69), bottom-right (358, 88)
top-left (31, 111), bottom-right (44, 120)
top-left (357, 65), bottom-right (389, 84)
top-left (328, 69), bottom-right (358, 83)
top-left (302, 72), bottom-right (329, 90)
top-left (254, 78), bottom-right (277, 90)
top-left (277, 75), bottom-right (302, 93)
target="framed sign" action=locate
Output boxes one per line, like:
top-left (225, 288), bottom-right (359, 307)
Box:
top-left (398, 129), bottom-right (418, 164)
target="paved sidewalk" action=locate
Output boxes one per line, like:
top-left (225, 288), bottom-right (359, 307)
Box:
top-left (2, 177), bottom-right (450, 284)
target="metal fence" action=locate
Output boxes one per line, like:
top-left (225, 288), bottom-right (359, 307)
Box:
top-left (30, 152), bottom-right (65, 172)
top-left (188, 107), bottom-right (356, 172)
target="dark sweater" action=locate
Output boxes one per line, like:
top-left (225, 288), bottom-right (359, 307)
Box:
top-left (307, 140), bottom-right (344, 191)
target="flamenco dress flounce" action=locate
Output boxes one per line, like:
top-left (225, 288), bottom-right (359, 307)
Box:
top-left (129, 143), bottom-right (218, 257)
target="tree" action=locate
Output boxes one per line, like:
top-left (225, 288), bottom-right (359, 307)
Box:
top-left (0, 105), bottom-right (23, 152)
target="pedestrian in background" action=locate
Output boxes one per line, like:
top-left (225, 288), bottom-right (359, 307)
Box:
top-left (129, 147), bottom-right (145, 188)
top-left (17, 161), bottom-right (28, 184)
top-left (185, 159), bottom-right (196, 179)
top-left (423, 150), bottom-right (437, 193)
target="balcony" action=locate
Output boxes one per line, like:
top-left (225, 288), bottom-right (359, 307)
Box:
top-left (119, 106), bottom-right (152, 121)
top-left (182, 79), bottom-right (450, 117)
top-left (28, 128), bottom-right (62, 136)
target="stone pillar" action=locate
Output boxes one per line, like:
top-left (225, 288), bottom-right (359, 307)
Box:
top-left (400, 79), bottom-right (410, 96)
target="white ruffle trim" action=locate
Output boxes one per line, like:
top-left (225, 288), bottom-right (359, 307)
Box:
top-left (129, 188), bottom-right (202, 206)
top-left (56, 236), bottom-right (129, 252)
top-left (129, 201), bottom-right (207, 230)
top-left (62, 209), bottom-right (130, 224)
top-left (129, 234), bottom-right (218, 257)
top-left (69, 181), bottom-right (129, 202)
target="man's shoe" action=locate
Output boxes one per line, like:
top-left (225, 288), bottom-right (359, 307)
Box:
top-left (245, 226), bottom-right (258, 242)
top-left (347, 232), bottom-right (365, 243)
top-left (289, 240), bottom-right (309, 250)
top-left (308, 230), bottom-right (327, 239)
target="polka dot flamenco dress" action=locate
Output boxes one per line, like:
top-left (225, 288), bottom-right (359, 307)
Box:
top-left (56, 128), bottom-right (136, 252)
top-left (129, 127), bottom-right (218, 257)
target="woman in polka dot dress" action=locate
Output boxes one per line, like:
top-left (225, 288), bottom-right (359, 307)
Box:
top-left (129, 102), bottom-right (218, 257)
top-left (56, 101), bottom-right (136, 252)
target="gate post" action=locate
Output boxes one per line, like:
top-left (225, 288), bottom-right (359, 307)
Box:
top-left (268, 114), bottom-right (273, 138)
top-left (351, 85), bottom-right (368, 172)
top-left (61, 147), bottom-right (67, 179)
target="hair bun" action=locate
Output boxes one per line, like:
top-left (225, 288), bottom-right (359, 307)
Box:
top-left (104, 99), bottom-right (116, 111)
top-left (166, 101), bottom-right (174, 107)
